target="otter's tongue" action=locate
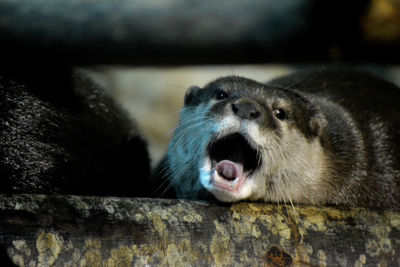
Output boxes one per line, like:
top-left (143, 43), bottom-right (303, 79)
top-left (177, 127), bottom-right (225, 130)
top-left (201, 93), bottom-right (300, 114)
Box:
top-left (216, 160), bottom-right (244, 181)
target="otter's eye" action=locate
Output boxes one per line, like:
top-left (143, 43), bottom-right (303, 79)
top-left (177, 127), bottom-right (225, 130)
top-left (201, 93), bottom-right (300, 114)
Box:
top-left (215, 90), bottom-right (229, 100)
top-left (273, 109), bottom-right (286, 120)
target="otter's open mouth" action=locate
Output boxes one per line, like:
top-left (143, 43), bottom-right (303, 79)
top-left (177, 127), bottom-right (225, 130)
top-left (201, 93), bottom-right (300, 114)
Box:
top-left (207, 133), bottom-right (261, 192)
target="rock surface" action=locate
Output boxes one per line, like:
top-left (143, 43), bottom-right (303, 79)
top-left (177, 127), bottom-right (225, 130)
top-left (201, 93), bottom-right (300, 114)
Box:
top-left (0, 194), bottom-right (399, 266)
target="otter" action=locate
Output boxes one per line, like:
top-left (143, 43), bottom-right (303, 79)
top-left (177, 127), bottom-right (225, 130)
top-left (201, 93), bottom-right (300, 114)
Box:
top-left (155, 68), bottom-right (400, 209)
top-left (0, 68), bottom-right (150, 196)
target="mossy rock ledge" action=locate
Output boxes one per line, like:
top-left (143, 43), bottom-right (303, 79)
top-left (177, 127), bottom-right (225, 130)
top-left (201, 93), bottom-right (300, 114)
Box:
top-left (0, 194), bottom-right (399, 266)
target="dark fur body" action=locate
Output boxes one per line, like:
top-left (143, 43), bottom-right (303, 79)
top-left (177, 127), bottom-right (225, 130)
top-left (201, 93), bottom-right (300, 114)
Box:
top-left (267, 69), bottom-right (400, 208)
top-left (155, 68), bottom-right (400, 209)
top-left (0, 69), bottom-right (150, 196)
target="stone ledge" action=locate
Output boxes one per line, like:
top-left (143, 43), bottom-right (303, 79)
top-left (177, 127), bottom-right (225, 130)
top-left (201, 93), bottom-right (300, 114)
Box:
top-left (0, 194), bottom-right (399, 266)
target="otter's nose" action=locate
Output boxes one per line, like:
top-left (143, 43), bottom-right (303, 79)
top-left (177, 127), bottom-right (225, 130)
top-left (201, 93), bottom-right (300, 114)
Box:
top-left (231, 100), bottom-right (262, 120)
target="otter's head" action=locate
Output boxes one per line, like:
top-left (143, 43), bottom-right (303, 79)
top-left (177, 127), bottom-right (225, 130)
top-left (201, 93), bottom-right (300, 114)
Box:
top-left (167, 76), bottom-right (328, 203)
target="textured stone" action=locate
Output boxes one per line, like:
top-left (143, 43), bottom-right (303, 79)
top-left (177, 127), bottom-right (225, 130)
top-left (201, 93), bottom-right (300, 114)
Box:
top-left (0, 194), bottom-right (399, 266)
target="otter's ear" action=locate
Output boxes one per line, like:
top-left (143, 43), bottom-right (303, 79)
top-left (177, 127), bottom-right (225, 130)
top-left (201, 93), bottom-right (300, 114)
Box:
top-left (184, 85), bottom-right (201, 106)
top-left (309, 114), bottom-right (326, 137)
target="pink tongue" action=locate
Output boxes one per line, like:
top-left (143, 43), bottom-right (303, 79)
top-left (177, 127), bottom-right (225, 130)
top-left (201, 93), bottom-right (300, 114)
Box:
top-left (216, 160), bottom-right (244, 181)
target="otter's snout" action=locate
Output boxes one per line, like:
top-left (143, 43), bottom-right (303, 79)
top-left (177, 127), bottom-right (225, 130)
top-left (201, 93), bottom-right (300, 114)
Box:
top-left (231, 100), bottom-right (264, 121)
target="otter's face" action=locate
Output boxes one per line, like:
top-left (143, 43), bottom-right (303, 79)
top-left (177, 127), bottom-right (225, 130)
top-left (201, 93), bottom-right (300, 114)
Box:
top-left (168, 76), bottom-right (326, 203)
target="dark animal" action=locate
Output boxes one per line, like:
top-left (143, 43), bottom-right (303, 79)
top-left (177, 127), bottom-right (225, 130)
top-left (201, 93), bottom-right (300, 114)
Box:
top-left (155, 68), bottom-right (400, 209)
top-left (0, 68), bottom-right (150, 196)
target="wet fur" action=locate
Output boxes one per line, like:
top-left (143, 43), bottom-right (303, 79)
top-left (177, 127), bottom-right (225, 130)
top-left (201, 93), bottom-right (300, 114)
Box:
top-left (0, 68), bottom-right (150, 196)
top-left (154, 69), bottom-right (400, 209)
